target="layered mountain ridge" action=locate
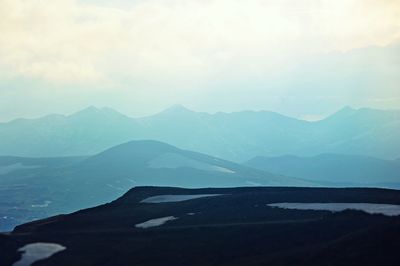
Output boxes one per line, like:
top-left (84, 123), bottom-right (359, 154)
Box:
top-left (1, 106), bottom-right (399, 161)
top-left (0, 140), bottom-right (310, 232)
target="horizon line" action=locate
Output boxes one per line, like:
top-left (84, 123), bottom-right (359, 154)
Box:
top-left (1, 104), bottom-right (399, 124)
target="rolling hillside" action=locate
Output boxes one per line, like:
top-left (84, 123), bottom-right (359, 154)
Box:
top-left (0, 140), bottom-right (310, 231)
top-left (2, 186), bottom-right (400, 266)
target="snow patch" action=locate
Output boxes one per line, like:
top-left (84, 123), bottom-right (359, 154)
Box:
top-left (211, 166), bottom-right (235, 173)
top-left (141, 194), bottom-right (223, 203)
top-left (268, 203), bottom-right (400, 216)
top-left (135, 216), bottom-right (177, 229)
top-left (13, 243), bottom-right (66, 266)
top-left (31, 201), bottom-right (51, 208)
top-left (0, 163), bottom-right (41, 175)
top-left (148, 153), bottom-right (234, 173)
top-left (246, 181), bottom-right (262, 186)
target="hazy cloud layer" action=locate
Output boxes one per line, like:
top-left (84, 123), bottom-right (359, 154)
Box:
top-left (0, 0), bottom-right (399, 120)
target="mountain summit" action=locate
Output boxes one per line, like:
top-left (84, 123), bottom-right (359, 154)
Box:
top-left (161, 104), bottom-right (193, 114)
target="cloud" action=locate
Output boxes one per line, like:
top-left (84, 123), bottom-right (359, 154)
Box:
top-left (0, 0), bottom-right (399, 120)
top-left (0, 0), bottom-right (399, 85)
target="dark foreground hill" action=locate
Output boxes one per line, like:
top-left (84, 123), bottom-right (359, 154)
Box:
top-left (1, 186), bottom-right (400, 266)
top-left (0, 140), bottom-right (310, 232)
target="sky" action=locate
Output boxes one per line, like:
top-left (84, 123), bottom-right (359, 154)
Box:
top-left (0, 0), bottom-right (399, 121)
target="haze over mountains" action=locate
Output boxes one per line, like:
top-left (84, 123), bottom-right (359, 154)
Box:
top-left (2, 0), bottom-right (399, 264)
top-left (246, 154), bottom-right (400, 188)
top-left (1, 138), bottom-right (399, 232)
top-left (0, 140), bottom-right (311, 231)
top-left (0, 105), bottom-right (399, 162)
top-left (1, 105), bottom-right (400, 232)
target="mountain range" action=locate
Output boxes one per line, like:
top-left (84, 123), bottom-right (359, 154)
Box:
top-left (1, 105), bottom-right (399, 161)
top-left (2, 138), bottom-right (399, 232)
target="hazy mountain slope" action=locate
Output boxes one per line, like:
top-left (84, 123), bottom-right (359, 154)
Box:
top-left (71, 140), bottom-right (311, 195)
top-left (304, 107), bottom-right (400, 158)
top-left (136, 105), bottom-right (309, 161)
top-left (0, 140), bottom-right (310, 231)
top-left (0, 155), bottom-right (87, 168)
top-left (0, 107), bottom-right (142, 157)
top-left (138, 106), bottom-right (400, 161)
top-left (0, 155), bottom-right (88, 232)
top-left (0, 105), bottom-right (399, 161)
top-left (2, 186), bottom-right (400, 266)
top-left (245, 154), bottom-right (400, 187)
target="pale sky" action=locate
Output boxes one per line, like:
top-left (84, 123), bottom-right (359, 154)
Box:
top-left (0, 0), bottom-right (399, 121)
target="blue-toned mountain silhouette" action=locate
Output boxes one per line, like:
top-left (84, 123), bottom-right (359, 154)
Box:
top-left (245, 153), bottom-right (400, 188)
top-left (0, 140), bottom-right (312, 231)
top-left (0, 106), bottom-right (399, 161)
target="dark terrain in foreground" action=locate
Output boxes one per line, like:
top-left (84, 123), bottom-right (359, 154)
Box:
top-left (2, 186), bottom-right (400, 266)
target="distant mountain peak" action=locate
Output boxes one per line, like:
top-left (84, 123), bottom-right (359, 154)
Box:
top-left (323, 106), bottom-right (357, 121)
top-left (339, 106), bottom-right (355, 112)
top-left (72, 106), bottom-right (101, 116)
top-left (324, 106), bottom-right (400, 122)
top-left (334, 106), bottom-right (359, 115)
top-left (88, 140), bottom-right (178, 162)
top-left (152, 104), bottom-right (196, 118)
top-left (163, 104), bottom-right (192, 113)
top-left (70, 106), bottom-right (126, 118)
